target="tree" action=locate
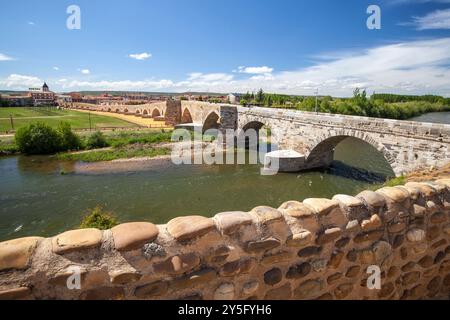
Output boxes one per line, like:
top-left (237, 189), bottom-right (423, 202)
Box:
top-left (256, 89), bottom-right (265, 105)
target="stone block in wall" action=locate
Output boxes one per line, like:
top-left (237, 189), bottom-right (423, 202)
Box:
top-left (166, 216), bottom-right (215, 242)
top-left (214, 211), bottom-right (253, 235)
top-left (51, 229), bottom-right (103, 254)
top-left (111, 222), bottom-right (159, 251)
top-left (303, 198), bottom-right (347, 228)
top-left (0, 237), bottom-right (42, 271)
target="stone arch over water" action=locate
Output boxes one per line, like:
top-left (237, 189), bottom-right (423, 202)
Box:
top-left (202, 111), bottom-right (220, 133)
top-left (306, 132), bottom-right (397, 176)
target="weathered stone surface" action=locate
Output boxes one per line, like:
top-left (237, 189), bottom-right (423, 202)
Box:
top-left (171, 268), bottom-right (217, 290)
top-left (135, 281), bottom-right (168, 298)
top-left (294, 279), bottom-right (324, 299)
top-left (298, 246), bottom-right (322, 258)
top-left (430, 212), bottom-right (447, 224)
top-left (110, 270), bottom-right (142, 285)
top-left (434, 251), bottom-right (445, 264)
top-left (316, 293), bottom-right (334, 300)
top-left (220, 258), bottom-right (256, 276)
top-left (286, 262), bottom-right (311, 279)
top-left (393, 235), bottom-right (404, 249)
top-left (0, 287), bottom-right (31, 300)
top-left (334, 283), bottom-right (353, 299)
top-left (303, 198), bottom-right (339, 215)
top-left (311, 259), bottom-right (327, 272)
top-left (345, 266), bottom-right (361, 278)
top-left (388, 266), bottom-right (399, 278)
top-left (357, 190), bottom-right (386, 208)
top-left (214, 283), bottom-right (235, 300)
top-left (353, 230), bottom-right (384, 244)
top-left (388, 221), bottom-right (407, 234)
top-left (286, 231), bottom-right (312, 247)
top-left (242, 281), bottom-right (259, 296)
top-left (261, 251), bottom-right (292, 265)
top-left (377, 187), bottom-right (410, 203)
top-left (333, 194), bottom-right (363, 207)
top-left (361, 214), bottom-right (382, 231)
top-left (427, 277), bottom-right (441, 295)
top-left (405, 182), bottom-right (436, 197)
top-left (52, 229), bottom-right (102, 254)
top-left (303, 198), bottom-right (347, 228)
top-left (316, 227), bottom-right (342, 245)
top-left (413, 204), bottom-right (426, 217)
top-left (250, 206), bottom-right (284, 225)
top-left (153, 253), bottom-right (200, 275)
top-left (435, 178), bottom-right (450, 188)
top-left (142, 242), bottom-right (166, 260)
top-left (111, 222), bottom-right (158, 251)
top-left (346, 220), bottom-right (360, 232)
top-left (406, 228), bottom-right (425, 242)
top-left (245, 237), bottom-right (281, 253)
top-left (346, 250), bottom-right (358, 262)
top-left (373, 241), bottom-right (393, 265)
top-left (279, 201), bottom-right (314, 218)
top-left (80, 286), bottom-right (124, 300)
top-left (167, 216), bottom-right (215, 241)
top-left (431, 239), bottom-right (447, 250)
top-left (0, 237), bottom-right (42, 271)
top-left (335, 237), bottom-right (350, 248)
top-left (378, 282), bottom-right (395, 298)
top-left (402, 271), bottom-right (421, 286)
top-left (264, 283), bottom-right (292, 300)
top-left (327, 273), bottom-right (342, 285)
top-left (214, 211), bottom-right (253, 234)
top-left (418, 256), bottom-right (434, 268)
top-left (328, 250), bottom-right (345, 269)
top-left (264, 268), bottom-right (283, 286)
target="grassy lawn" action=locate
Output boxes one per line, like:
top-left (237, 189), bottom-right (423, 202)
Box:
top-left (0, 107), bottom-right (138, 133)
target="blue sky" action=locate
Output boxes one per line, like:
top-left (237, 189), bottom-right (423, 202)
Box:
top-left (1, 0), bottom-right (450, 96)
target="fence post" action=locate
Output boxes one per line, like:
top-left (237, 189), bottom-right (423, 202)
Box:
top-left (9, 114), bottom-right (14, 131)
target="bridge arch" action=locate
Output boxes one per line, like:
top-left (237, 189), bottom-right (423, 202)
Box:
top-left (306, 132), bottom-right (397, 176)
top-left (143, 109), bottom-right (149, 116)
top-left (115, 108), bottom-right (120, 113)
top-left (181, 108), bottom-right (193, 123)
top-left (202, 111), bottom-right (220, 133)
top-left (124, 108), bottom-right (129, 113)
top-left (152, 108), bottom-right (161, 118)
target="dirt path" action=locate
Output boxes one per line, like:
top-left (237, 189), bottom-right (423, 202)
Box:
top-left (74, 109), bottom-right (173, 128)
top-left (407, 162), bottom-right (450, 182)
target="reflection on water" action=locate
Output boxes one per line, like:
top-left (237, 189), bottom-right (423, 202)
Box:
top-left (0, 137), bottom-right (394, 241)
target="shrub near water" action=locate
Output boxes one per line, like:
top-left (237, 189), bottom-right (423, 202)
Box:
top-left (86, 131), bottom-right (109, 149)
top-left (80, 206), bottom-right (119, 230)
top-left (15, 121), bottom-right (82, 155)
top-left (15, 122), bottom-right (62, 155)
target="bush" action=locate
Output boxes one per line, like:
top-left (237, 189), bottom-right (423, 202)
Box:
top-left (58, 122), bottom-right (82, 151)
top-left (15, 122), bottom-right (62, 155)
top-left (80, 206), bottom-right (119, 230)
top-left (86, 131), bottom-right (109, 149)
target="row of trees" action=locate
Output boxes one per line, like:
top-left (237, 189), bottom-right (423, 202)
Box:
top-left (240, 88), bottom-right (450, 120)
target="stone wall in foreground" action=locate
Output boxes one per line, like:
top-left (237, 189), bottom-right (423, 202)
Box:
top-left (1, 180), bottom-right (450, 300)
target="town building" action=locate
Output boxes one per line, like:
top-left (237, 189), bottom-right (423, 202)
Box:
top-left (29, 82), bottom-right (56, 106)
top-left (228, 93), bottom-right (243, 104)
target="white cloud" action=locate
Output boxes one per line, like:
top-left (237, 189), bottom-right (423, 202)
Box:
top-left (128, 52), bottom-right (152, 60)
top-left (410, 9), bottom-right (450, 30)
top-left (0, 53), bottom-right (14, 61)
top-left (53, 66), bottom-right (59, 71)
top-left (4, 38), bottom-right (450, 97)
top-left (0, 74), bottom-right (42, 89)
top-left (237, 66), bottom-right (274, 74)
top-left (80, 69), bottom-right (90, 74)
top-left (28, 21), bottom-right (35, 26)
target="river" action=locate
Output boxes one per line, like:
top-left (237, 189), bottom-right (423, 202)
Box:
top-left (0, 111), bottom-right (449, 241)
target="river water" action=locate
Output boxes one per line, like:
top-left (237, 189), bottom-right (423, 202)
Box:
top-left (0, 111), bottom-right (448, 241)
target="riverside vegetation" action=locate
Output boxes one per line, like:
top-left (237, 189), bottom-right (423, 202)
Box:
top-left (1, 121), bottom-right (173, 161)
top-left (241, 89), bottom-right (450, 120)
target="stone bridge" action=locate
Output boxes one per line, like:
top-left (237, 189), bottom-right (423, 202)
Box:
top-left (68, 101), bottom-right (450, 177)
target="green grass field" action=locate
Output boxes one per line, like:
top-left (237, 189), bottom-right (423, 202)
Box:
top-left (0, 107), bottom-right (138, 133)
